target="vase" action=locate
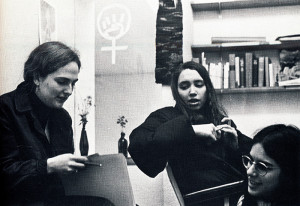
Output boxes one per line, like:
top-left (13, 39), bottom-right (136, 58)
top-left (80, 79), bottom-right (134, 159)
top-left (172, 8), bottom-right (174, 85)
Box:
top-left (118, 132), bottom-right (128, 158)
top-left (80, 122), bottom-right (89, 156)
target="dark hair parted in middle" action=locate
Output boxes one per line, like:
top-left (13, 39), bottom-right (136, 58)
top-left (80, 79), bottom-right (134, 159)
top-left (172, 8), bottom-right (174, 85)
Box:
top-left (23, 41), bottom-right (81, 90)
top-left (252, 124), bottom-right (300, 203)
top-left (170, 61), bottom-right (227, 125)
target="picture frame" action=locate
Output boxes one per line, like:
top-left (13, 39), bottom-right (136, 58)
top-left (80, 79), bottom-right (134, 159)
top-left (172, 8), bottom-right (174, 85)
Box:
top-left (39, 0), bottom-right (56, 44)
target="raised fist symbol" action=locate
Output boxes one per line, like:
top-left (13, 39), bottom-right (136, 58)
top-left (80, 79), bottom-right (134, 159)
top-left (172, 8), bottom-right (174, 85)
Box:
top-left (97, 4), bottom-right (131, 41)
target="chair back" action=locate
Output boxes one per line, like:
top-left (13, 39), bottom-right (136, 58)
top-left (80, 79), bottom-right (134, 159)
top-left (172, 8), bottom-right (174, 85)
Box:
top-left (183, 180), bottom-right (244, 206)
top-left (60, 154), bottom-right (135, 206)
top-left (166, 163), bottom-right (244, 206)
top-left (166, 164), bottom-right (185, 206)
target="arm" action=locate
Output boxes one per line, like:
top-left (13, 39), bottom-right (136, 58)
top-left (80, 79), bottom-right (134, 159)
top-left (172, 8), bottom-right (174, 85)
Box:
top-left (0, 100), bottom-right (87, 196)
top-left (128, 108), bottom-right (196, 177)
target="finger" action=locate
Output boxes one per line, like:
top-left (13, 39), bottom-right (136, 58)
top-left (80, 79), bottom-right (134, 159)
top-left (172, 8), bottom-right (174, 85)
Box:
top-left (70, 162), bottom-right (86, 169)
top-left (72, 156), bottom-right (89, 163)
top-left (216, 125), bottom-right (228, 131)
top-left (221, 128), bottom-right (238, 138)
top-left (65, 167), bottom-right (77, 174)
top-left (215, 131), bottom-right (221, 140)
top-left (221, 117), bottom-right (230, 122)
top-left (209, 131), bottom-right (218, 141)
top-left (221, 117), bottom-right (232, 126)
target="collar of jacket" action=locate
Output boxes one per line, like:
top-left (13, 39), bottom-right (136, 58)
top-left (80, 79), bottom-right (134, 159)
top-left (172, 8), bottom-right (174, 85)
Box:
top-left (14, 82), bottom-right (34, 113)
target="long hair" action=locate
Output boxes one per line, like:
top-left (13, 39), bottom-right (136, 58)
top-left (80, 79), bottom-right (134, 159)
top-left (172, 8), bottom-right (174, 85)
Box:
top-left (170, 61), bottom-right (227, 125)
top-left (23, 41), bottom-right (81, 91)
top-left (244, 124), bottom-right (300, 205)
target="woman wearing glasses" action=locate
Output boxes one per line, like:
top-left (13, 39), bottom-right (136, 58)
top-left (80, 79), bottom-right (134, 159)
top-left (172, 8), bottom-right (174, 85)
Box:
top-left (238, 124), bottom-right (300, 206)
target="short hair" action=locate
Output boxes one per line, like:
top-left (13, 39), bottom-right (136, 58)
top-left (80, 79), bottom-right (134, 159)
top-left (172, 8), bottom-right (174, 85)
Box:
top-left (170, 61), bottom-right (226, 124)
top-left (23, 41), bottom-right (81, 90)
top-left (252, 124), bottom-right (300, 203)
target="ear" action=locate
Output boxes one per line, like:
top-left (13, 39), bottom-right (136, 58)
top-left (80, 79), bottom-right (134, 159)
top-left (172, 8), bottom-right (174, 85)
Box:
top-left (33, 74), bottom-right (40, 86)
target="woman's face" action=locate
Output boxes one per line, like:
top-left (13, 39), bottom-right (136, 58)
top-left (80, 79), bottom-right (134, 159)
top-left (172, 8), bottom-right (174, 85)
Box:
top-left (34, 62), bottom-right (79, 108)
top-left (177, 69), bottom-right (207, 111)
top-left (247, 143), bottom-right (281, 199)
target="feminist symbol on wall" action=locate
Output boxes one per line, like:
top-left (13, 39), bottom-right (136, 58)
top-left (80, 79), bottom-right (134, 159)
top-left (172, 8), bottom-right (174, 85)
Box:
top-left (97, 4), bottom-right (131, 64)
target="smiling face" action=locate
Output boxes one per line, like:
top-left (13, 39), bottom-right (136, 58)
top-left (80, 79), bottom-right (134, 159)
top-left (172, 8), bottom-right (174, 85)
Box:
top-left (34, 62), bottom-right (79, 108)
top-left (247, 143), bottom-right (281, 199)
top-left (177, 69), bottom-right (207, 111)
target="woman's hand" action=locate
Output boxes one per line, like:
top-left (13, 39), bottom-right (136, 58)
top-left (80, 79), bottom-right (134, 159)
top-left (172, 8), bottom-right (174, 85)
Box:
top-left (47, 153), bottom-right (88, 174)
top-left (216, 117), bottom-right (239, 150)
top-left (192, 123), bottom-right (221, 145)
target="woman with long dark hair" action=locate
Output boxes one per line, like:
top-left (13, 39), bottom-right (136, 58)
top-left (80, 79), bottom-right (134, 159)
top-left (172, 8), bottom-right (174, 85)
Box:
top-left (129, 61), bottom-right (252, 205)
top-left (238, 124), bottom-right (300, 206)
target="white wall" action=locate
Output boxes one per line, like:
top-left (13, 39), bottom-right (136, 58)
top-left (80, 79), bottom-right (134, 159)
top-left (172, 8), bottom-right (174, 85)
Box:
top-left (220, 90), bottom-right (300, 137)
top-left (73, 0), bottom-right (96, 155)
top-left (0, 0), bottom-right (39, 94)
top-left (192, 4), bottom-right (300, 45)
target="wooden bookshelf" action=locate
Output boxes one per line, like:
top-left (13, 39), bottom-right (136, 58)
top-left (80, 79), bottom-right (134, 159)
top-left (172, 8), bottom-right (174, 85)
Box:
top-left (191, 0), bottom-right (300, 11)
top-left (192, 41), bottom-right (300, 53)
top-left (216, 86), bottom-right (300, 95)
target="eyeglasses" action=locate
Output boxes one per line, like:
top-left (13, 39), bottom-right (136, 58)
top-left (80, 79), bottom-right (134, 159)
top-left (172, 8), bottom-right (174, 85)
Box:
top-left (241, 155), bottom-right (279, 176)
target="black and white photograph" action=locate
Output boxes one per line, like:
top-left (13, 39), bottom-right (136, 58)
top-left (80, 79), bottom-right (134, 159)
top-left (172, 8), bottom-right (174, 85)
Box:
top-left (0, 0), bottom-right (299, 205)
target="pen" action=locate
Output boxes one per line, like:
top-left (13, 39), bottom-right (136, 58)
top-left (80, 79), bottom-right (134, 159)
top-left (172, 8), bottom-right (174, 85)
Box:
top-left (85, 162), bottom-right (102, 167)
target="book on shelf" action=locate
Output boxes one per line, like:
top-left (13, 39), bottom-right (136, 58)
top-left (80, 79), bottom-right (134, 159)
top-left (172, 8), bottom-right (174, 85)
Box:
top-left (264, 57), bottom-right (270, 87)
top-left (278, 78), bottom-right (300, 87)
top-left (201, 52), bottom-right (209, 71)
top-left (211, 36), bottom-right (266, 44)
top-left (209, 62), bottom-right (223, 89)
top-left (235, 56), bottom-right (240, 88)
top-left (240, 57), bottom-right (245, 88)
top-left (258, 56), bottom-right (265, 87)
top-left (252, 57), bottom-right (258, 87)
top-left (224, 62), bottom-right (229, 89)
top-left (245, 53), bottom-right (253, 88)
top-left (229, 54), bottom-right (236, 89)
top-left (269, 63), bottom-right (275, 87)
top-left (217, 62), bottom-right (224, 89)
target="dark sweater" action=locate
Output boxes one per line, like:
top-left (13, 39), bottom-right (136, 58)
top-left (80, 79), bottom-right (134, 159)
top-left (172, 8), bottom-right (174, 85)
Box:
top-left (128, 106), bottom-right (252, 195)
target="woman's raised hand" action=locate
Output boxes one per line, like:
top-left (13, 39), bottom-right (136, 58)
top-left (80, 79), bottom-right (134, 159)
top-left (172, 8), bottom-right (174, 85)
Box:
top-left (192, 123), bottom-right (221, 145)
top-left (47, 153), bottom-right (88, 174)
top-left (216, 117), bottom-right (239, 149)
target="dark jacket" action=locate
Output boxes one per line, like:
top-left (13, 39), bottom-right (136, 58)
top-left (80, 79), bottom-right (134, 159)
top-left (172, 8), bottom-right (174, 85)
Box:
top-left (0, 82), bottom-right (74, 205)
top-left (128, 106), bottom-right (252, 195)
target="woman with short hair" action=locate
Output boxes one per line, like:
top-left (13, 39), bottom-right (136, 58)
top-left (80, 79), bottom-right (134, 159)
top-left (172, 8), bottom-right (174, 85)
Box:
top-left (0, 42), bottom-right (113, 206)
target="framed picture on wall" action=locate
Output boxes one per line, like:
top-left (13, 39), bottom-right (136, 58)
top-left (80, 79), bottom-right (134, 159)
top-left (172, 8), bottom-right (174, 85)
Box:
top-left (39, 0), bottom-right (56, 44)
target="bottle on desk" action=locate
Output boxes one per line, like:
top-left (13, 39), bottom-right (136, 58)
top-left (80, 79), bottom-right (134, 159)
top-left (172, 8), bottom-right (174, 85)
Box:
top-left (118, 132), bottom-right (128, 158)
